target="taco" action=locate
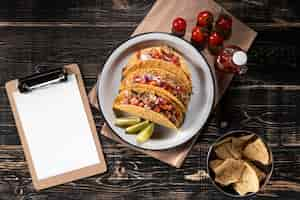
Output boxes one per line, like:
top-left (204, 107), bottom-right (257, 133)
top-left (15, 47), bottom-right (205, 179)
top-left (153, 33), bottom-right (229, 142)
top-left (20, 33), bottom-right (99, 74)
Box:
top-left (120, 66), bottom-right (191, 111)
top-left (124, 46), bottom-right (191, 83)
top-left (122, 60), bottom-right (192, 92)
top-left (113, 85), bottom-right (184, 129)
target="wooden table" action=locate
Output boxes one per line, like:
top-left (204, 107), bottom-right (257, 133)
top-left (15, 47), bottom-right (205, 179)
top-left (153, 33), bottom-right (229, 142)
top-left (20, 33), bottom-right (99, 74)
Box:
top-left (1, 0), bottom-right (300, 199)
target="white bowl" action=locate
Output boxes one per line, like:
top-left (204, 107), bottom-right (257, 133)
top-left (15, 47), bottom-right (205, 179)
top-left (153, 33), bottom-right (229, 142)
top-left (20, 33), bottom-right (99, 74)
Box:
top-left (97, 32), bottom-right (217, 150)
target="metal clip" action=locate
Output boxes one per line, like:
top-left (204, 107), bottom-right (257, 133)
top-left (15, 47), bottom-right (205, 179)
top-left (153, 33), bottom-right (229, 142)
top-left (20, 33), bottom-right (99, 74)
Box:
top-left (18, 67), bottom-right (67, 93)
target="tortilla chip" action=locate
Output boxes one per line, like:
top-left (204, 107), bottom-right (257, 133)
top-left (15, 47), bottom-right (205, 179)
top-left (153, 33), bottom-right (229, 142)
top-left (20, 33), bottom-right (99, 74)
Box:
top-left (233, 162), bottom-right (260, 196)
top-left (214, 137), bottom-right (237, 159)
top-left (214, 141), bottom-right (234, 160)
top-left (209, 159), bottom-right (224, 173)
top-left (214, 158), bottom-right (245, 186)
top-left (247, 162), bottom-right (266, 182)
top-left (243, 138), bottom-right (270, 165)
top-left (215, 137), bottom-right (232, 146)
top-left (230, 134), bottom-right (255, 159)
top-left (238, 134), bottom-right (255, 141)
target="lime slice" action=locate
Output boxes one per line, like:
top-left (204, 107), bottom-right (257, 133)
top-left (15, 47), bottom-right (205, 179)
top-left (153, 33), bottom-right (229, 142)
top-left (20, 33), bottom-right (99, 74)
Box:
top-left (114, 117), bottom-right (141, 127)
top-left (136, 123), bottom-right (154, 143)
top-left (126, 120), bottom-right (149, 134)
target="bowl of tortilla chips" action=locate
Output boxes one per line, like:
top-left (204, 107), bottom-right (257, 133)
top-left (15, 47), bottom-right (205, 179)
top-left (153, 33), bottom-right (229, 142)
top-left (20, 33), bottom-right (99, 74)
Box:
top-left (206, 130), bottom-right (273, 197)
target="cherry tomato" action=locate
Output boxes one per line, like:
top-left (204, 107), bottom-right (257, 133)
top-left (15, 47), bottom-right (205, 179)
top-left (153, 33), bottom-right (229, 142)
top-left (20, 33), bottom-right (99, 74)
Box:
top-left (197, 11), bottom-right (214, 30)
top-left (215, 14), bottom-right (232, 39)
top-left (208, 31), bottom-right (224, 55)
top-left (191, 26), bottom-right (209, 50)
top-left (172, 17), bottom-right (187, 37)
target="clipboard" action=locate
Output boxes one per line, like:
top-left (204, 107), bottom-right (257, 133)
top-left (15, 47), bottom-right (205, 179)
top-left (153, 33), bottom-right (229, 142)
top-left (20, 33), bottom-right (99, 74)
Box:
top-left (5, 64), bottom-right (107, 190)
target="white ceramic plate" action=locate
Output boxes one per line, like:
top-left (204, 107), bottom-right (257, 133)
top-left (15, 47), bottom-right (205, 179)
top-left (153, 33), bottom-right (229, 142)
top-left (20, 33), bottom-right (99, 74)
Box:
top-left (97, 32), bottom-right (216, 150)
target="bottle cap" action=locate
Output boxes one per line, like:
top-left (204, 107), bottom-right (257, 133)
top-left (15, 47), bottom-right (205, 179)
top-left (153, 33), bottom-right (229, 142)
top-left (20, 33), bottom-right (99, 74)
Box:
top-left (232, 51), bottom-right (247, 66)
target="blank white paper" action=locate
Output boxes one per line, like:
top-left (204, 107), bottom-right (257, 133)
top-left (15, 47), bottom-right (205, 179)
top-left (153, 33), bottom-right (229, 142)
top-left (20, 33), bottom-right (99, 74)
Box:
top-left (13, 74), bottom-right (100, 180)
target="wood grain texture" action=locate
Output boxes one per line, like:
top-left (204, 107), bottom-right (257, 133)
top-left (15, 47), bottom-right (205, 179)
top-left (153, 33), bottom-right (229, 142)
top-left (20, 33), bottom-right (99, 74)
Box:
top-left (0, 0), bottom-right (300, 199)
top-left (0, 0), bottom-right (299, 29)
top-left (0, 141), bottom-right (300, 200)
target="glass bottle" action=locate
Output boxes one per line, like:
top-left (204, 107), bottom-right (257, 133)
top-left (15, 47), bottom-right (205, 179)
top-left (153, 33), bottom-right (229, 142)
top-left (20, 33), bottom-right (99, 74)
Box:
top-left (215, 45), bottom-right (248, 74)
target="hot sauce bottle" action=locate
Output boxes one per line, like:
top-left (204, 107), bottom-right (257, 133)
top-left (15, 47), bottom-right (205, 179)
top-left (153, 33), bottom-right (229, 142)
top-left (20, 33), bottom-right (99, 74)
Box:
top-left (215, 45), bottom-right (248, 74)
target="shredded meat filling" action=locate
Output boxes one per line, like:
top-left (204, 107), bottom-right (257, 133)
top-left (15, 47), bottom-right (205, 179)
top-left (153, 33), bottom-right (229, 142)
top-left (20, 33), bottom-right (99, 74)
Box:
top-left (130, 73), bottom-right (190, 105)
top-left (121, 90), bottom-right (180, 123)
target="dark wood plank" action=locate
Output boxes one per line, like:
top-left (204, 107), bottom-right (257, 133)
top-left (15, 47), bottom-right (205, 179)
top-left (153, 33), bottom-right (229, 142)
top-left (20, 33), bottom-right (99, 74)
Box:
top-left (233, 27), bottom-right (300, 86)
top-left (0, 141), bottom-right (300, 199)
top-left (0, 27), bottom-right (299, 85)
top-left (0, 0), bottom-right (154, 23)
top-left (217, 0), bottom-right (300, 23)
top-left (0, 0), bottom-right (155, 26)
top-left (0, 0), bottom-right (299, 29)
top-left (219, 86), bottom-right (300, 146)
top-left (0, 26), bottom-right (133, 86)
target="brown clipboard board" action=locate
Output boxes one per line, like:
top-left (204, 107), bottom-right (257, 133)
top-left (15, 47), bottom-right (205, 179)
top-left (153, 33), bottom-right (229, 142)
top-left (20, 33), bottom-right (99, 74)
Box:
top-left (5, 64), bottom-right (107, 190)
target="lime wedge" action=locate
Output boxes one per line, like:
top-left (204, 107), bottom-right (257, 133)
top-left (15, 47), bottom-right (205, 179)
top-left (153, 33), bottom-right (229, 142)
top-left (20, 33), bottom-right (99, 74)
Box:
top-left (126, 120), bottom-right (149, 134)
top-left (136, 123), bottom-right (154, 143)
top-left (114, 117), bottom-right (141, 127)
